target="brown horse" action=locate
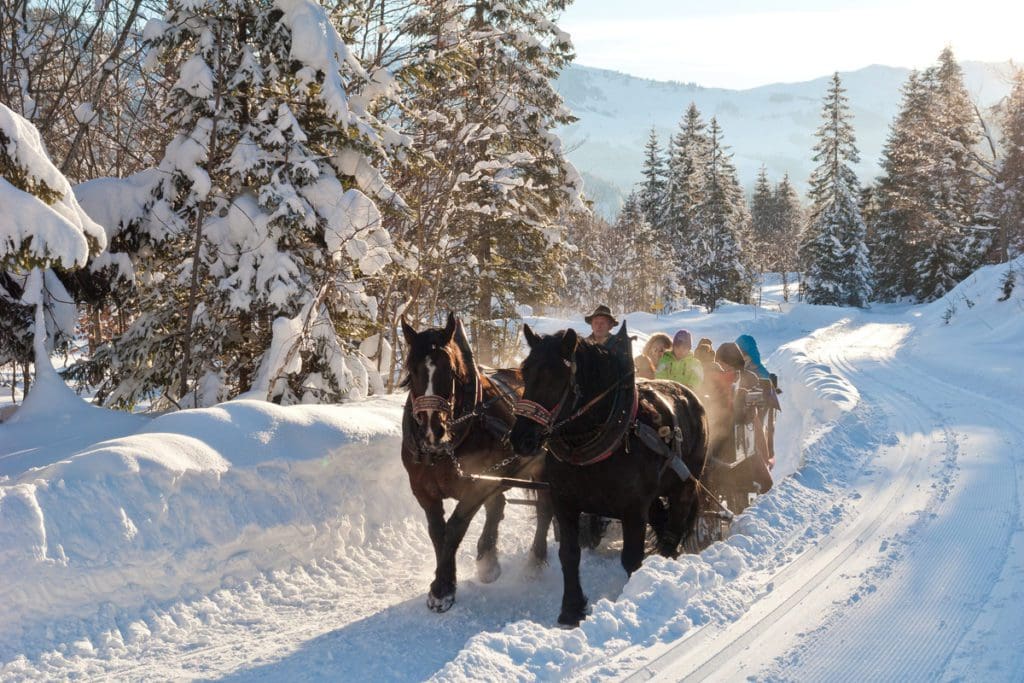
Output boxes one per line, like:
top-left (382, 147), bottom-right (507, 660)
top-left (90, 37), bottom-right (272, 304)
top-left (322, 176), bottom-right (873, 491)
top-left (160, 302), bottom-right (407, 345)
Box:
top-left (401, 313), bottom-right (552, 612)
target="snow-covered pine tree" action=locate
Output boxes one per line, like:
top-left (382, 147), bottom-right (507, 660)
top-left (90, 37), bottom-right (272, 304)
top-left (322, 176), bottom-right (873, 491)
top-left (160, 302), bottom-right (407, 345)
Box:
top-left (92, 0), bottom-right (405, 408)
top-left (665, 103), bottom-right (709, 288)
top-left (387, 0), bottom-right (583, 365)
top-left (914, 48), bottom-right (986, 300)
top-left (689, 117), bottom-right (747, 311)
top-left (750, 165), bottom-right (774, 272)
top-left (993, 68), bottom-right (1024, 260)
top-left (560, 210), bottom-right (613, 313)
top-left (0, 104), bottom-right (107, 387)
top-left (869, 71), bottom-right (934, 301)
top-left (801, 72), bottom-right (871, 307)
top-left (773, 174), bottom-right (803, 301)
top-left (639, 126), bottom-right (669, 236)
top-left (607, 191), bottom-right (662, 313)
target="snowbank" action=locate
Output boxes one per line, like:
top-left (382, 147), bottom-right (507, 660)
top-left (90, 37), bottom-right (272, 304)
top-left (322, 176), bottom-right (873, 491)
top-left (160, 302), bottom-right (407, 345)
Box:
top-left (0, 395), bottom-right (411, 649)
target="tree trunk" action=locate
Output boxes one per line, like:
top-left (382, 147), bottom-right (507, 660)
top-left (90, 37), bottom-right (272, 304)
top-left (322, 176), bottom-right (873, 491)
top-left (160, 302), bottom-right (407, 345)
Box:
top-left (178, 33), bottom-right (225, 405)
top-left (474, 235), bottom-right (495, 365)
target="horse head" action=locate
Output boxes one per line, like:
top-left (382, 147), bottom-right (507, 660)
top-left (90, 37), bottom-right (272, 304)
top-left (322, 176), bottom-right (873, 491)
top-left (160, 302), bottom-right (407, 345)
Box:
top-left (401, 312), bottom-right (474, 455)
top-left (509, 324), bottom-right (579, 457)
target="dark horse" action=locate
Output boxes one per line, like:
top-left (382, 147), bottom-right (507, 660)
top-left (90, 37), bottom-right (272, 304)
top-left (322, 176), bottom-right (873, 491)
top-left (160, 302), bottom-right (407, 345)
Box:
top-left (401, 313), bottom-right (553, 612)
top-left (509, 322), bottom-right (709, 626)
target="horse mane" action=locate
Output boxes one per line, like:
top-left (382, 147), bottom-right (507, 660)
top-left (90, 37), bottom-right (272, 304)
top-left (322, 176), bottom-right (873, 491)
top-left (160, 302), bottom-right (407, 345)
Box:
top-left (573, 336), bottom-right (619, 396)
top-left (544, 331), bottom-right (624, 437)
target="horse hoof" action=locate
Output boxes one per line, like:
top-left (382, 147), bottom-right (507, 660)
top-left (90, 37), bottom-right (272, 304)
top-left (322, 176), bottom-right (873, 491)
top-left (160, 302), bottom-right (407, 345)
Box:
top-left (557, 599), bottom-right (589, 627)
top-left (476, 551), bottom-right (502, 584)
top-left (427, 590), bottom-right (455, 613)
top-left (522, 555), bottom-right (548, 580)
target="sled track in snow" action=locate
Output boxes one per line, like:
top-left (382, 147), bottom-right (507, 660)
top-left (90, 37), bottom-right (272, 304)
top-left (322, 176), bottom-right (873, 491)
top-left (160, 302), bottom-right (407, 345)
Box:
top-left (624, 318), bottom-right (1024, 681)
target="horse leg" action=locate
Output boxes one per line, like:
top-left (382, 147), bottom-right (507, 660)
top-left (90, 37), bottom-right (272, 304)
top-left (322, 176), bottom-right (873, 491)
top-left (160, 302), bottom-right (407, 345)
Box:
top-left (428, 496), bottom-right (486, 613)
top-left (668, 480), bottom-right (701, 555)
top-left (556, 505), bottom-right (588, 627)
top-left (621, 506), bottom-right (648, 575)
top-left (528, 491), bottom-right (554, 570)
top-left (416, 494), bottom-right (447, 575)
top-left (475, 492), bottom-right (505, 584)
top-left (648, 496), bottom-right (669, 551)
top-left (578, 513), bottom-right (607, 549)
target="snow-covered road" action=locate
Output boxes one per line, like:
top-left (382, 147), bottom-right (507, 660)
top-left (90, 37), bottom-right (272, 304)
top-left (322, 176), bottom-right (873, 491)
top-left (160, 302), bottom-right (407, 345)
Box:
top-left (2, 265), bottom-right (1022, 681)
top-left (623, 313), bottom-right (1024, 681)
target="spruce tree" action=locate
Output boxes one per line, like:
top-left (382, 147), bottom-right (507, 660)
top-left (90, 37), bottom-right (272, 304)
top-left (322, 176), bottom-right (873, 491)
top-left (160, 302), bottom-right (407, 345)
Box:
top-left (639, 126), bottom-right (669, 236)
top-left (1, 104), bottom-right (107, 380)
top-left (607, 191), bottom-right (666, 313)
top-left (773, 174), bottom-right (803, 301)
top-left (915, 48), bottom-right (986, 299)
top-left (991, 68), bottom-right (1024, 260)
top-left (690, 117), bottom-right (746, 311)
top-left (801, 72), bottom-right (871, 307)
top-left (870, 71), bottom-right (934, 301)
top-left (750, 165), bottom-right (774, 272)
top-left (392, 0), bottom-right (582, 364)
top-left (665, 103), bottom-right (709, 288)
top-left (90, 0), bottom-right (403, 408)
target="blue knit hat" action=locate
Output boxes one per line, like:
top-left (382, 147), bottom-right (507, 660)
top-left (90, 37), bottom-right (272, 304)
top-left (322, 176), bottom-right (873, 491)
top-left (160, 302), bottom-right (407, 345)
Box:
top-left (672, 329), bottom-right (692, 347)
top-left (736, 334), bottom-right (770, 379)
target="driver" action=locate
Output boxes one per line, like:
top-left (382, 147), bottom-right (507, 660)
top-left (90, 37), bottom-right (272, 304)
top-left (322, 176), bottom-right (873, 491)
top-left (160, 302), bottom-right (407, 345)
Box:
top-left (584, 305), bottom-right (618, 345)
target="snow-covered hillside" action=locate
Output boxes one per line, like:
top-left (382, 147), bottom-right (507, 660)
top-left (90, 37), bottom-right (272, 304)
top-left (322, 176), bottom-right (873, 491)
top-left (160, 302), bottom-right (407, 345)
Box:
top-left (557, 62), bottom-right (1016, 215)
top-left (1, 261), bottom-right (1023, 680)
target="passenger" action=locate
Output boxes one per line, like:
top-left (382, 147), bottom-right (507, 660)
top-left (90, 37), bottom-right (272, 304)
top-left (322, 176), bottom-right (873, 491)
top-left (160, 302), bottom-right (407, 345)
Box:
top-left (634, 332), bottom-right (672, 380)
top-left (694, 338), bottom-right (716, 366)
top-left (731, 337), bottom-right (778, 469)
top-left (735, 334), bottom-right (770, 380)
top-left (715, 341), bottom-right (745, 376)
top-left (584, 304), bottom-right (618, 346)
top-left (655, 329), bottom-right (704, 389)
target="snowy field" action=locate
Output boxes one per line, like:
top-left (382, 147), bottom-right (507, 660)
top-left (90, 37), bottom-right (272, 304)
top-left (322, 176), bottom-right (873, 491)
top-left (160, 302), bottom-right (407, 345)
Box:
top-left (2, 263), bottom-right (1023, 680)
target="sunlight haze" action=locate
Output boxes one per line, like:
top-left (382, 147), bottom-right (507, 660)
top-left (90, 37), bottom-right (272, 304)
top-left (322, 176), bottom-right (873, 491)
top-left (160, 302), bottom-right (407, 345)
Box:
top-left (559, 0), bottom-right (1024, 88)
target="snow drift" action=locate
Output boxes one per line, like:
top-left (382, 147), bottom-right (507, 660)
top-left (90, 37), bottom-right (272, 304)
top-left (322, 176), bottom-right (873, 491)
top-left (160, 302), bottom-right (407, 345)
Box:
top-left (0, 389), bottom-right (411, 650)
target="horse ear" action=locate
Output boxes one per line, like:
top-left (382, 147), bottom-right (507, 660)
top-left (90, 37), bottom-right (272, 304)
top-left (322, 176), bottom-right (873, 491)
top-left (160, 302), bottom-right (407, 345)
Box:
top-left (401, 316), bottom-right (417, 348)
top-left (454, 318), bottom-right (476, 364)
top-left (443, 311), bottom-right (457, 344)
top-left (523, 323), bottom-right (540, 348)
top-left (562, 328), bottom-right (579, 358)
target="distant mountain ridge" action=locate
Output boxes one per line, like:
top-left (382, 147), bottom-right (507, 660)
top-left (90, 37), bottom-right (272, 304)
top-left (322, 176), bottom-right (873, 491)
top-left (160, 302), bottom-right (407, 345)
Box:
top-left (556, 61), bottom-right (1016, 217)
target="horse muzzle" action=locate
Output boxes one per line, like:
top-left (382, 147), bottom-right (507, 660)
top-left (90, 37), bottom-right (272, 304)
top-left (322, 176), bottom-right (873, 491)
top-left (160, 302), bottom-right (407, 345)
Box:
top-left (508, 416), bottom-right (547, 458)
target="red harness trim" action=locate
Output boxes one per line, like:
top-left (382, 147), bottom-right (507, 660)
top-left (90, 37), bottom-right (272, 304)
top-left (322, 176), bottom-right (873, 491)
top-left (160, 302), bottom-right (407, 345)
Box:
top-left (412, 394), bottom-right (452, 415)
top-left (513, 398), bottom-right (559, 428)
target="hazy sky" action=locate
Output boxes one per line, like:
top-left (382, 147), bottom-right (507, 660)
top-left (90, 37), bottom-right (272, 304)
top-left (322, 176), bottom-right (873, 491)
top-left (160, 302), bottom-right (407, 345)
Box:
top-left (558, 0), bottom-right (1024, 89)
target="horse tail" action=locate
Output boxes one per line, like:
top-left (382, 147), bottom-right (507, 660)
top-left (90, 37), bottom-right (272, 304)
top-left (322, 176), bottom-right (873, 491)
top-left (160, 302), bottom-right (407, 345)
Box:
top-left (680, 385), bottom-right (709, 478)
top-left (676, 386), bottom-right (710, 550)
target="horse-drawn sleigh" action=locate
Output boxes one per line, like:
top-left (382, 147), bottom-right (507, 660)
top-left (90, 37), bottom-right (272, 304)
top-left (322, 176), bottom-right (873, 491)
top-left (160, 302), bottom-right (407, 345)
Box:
top-left (399, 313), bottom-right (779, 625)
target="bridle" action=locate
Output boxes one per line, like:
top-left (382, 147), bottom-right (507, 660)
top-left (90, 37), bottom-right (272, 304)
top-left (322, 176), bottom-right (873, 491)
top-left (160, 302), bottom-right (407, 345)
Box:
top-left (513, 357), bottom-right (578, 434)
top-left (513, 353), bottom-right (633, 436)
top-left (410, 380), bottom-right (457, 422)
